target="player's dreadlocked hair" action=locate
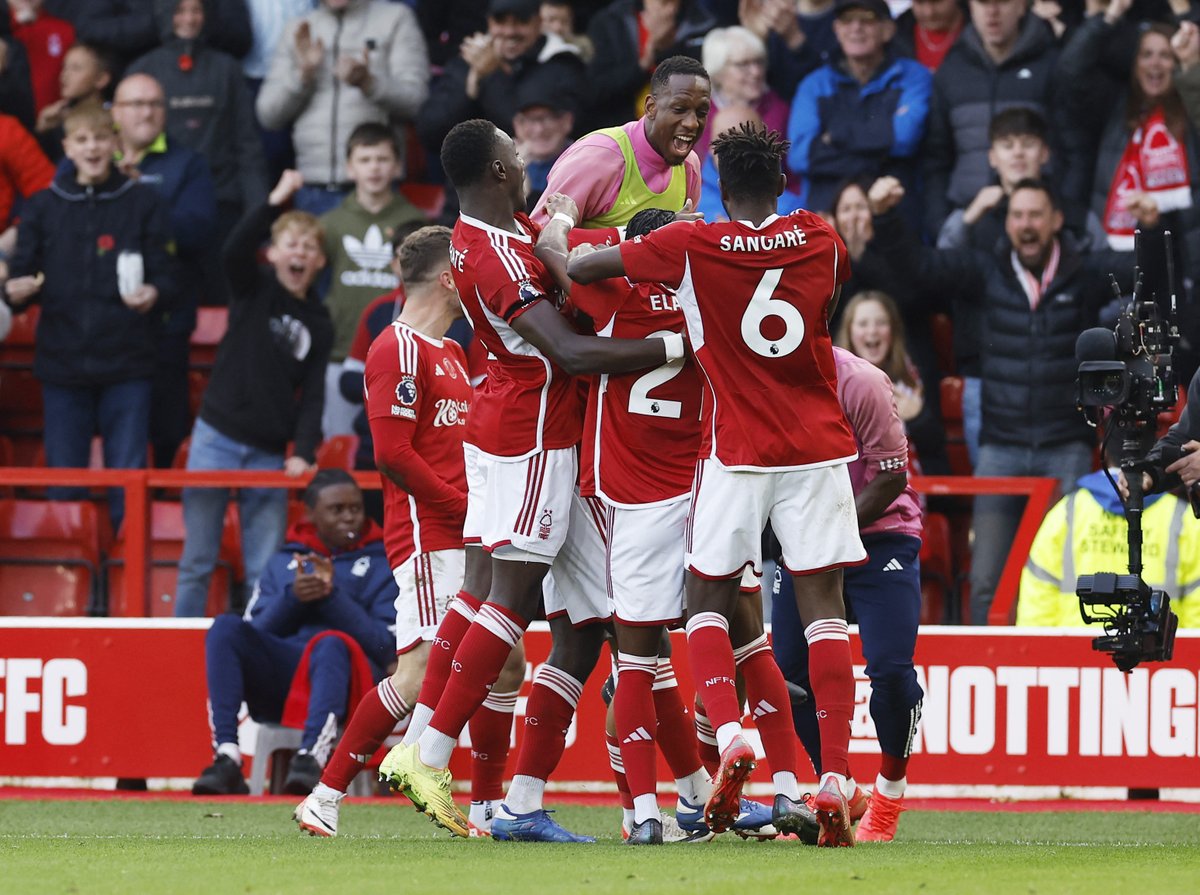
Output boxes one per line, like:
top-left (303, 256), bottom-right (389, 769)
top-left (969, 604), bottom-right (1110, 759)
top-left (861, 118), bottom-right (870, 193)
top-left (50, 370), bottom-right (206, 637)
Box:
top-left (650, 55), bottom-right (710, 95)
top-left (710, 121), bottom-right (791, 203)
top-left (626, 208), bottom-right (678, 239)
top-left (440, 119), bottom-right (500, 191)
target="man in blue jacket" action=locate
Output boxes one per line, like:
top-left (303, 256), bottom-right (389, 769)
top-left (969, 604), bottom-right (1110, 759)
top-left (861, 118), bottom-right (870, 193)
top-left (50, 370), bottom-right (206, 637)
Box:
top-left (192, 469), bottom-right (398, 796)
top-left (109, 71), bottom-right (218, 468)
top-left (786, 0), bottom-right (931, 214)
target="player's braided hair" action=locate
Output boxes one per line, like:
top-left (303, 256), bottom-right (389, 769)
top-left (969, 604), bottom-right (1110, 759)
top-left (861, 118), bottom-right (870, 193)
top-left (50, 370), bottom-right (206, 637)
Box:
top-left (303, 469), bottom-right (357, 508)
top-left (650, 55), bottom-right (710, 94)
top-left (440, 119), bottom-right (500, 191)
top-left (626, 208), bottom-right (678, 239)
top-left (710, 121), bottom-right (791, 203)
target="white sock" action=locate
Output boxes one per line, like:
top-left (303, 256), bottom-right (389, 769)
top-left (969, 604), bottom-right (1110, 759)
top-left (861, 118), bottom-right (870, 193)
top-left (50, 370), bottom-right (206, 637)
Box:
top-left (714, 721), bottom-right (743, 754)
top-left (773, 771), bottom-right (800, 801)
top-left (503, 774), bottom-right (545, 815)
top-left (469, 799), bottom-right (497, 829)
top-left (875, 773), bottom-right (906, 800)
top-left (415, 728), bottom-right (457, 769)
top-left (312, 782), bottom-right (342, 799)
top-left (632, 793), bottom-right (660, 825)
top-left (622, 807), bottom-right (636, 830)
top-left (403, 704), bottom-right (434, 745)
top-left (821, 771), bottom-right (849, 799)
top-left (675, 769), bottom-right (712, 806)
top-left (847, 776), bottom-right (859, 798)
top-left (216, 742), bottom-right (241, 764)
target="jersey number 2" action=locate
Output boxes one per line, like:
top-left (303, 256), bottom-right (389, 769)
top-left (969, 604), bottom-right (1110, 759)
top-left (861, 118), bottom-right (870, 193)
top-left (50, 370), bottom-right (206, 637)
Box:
top-left (628, 330), bottom-right (684, 419)
top-left (741, 267), bottom-right (804, 358)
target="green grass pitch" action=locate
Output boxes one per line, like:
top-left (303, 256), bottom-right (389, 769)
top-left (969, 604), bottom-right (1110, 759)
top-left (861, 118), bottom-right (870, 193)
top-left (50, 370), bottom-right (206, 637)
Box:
top-left (2, 799), bottom-right (1197, 895)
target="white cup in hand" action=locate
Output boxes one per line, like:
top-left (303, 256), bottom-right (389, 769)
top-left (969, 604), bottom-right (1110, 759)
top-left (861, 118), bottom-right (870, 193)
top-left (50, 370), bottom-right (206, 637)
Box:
top-left (117, 251), bottom-right (144, 299)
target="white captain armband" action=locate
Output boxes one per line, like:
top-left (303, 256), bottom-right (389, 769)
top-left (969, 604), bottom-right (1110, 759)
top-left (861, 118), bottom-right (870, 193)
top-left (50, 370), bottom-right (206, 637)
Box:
top-left (662, 332), bottom-right (686, 362)
top-left (879, 457), bottom-right (906, 472)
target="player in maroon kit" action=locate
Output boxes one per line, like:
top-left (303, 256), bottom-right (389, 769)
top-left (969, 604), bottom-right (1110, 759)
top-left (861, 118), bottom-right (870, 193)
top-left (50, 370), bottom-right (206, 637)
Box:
top-left (379, 119), bottom-right (684, 840)
top-left (568, 122), bottom-right (866, 847)
top-left (293, 227), bottom-right (524, 837)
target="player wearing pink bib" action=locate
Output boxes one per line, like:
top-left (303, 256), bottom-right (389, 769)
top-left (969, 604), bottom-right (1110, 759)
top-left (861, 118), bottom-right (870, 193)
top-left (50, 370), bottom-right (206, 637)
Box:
top-left (530, 56), bottom-right (707, 229)
top-left (380, 119), bottom-right (683, 841)
top-left (568, 122), bottom-right (866, 848)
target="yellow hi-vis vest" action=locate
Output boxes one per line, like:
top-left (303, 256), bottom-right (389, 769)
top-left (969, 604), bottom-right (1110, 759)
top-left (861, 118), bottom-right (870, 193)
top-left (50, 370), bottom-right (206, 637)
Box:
top-left (1016, 488), bottom-right (1200, 627)
top-left (581, 126), bottom-right (688, 229)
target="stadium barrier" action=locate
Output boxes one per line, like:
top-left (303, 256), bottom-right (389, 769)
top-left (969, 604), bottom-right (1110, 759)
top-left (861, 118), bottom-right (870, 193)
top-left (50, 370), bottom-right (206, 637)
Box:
top-left (0, 469), bottom-right (1056, 622)
top-left (1, 620), bottom-right (1197, 790)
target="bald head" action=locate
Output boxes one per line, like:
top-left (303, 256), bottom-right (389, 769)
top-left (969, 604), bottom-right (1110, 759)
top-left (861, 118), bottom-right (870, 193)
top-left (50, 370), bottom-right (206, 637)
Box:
top-left (112, 74), bottom-right (166, 153)
top-left (711, 104), bottom-right (762, 141)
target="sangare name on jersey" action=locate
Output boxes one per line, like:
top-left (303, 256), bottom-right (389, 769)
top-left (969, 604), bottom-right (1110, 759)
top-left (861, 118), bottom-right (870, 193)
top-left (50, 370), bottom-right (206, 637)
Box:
top-left (619, 212), bottom-right (857, 471)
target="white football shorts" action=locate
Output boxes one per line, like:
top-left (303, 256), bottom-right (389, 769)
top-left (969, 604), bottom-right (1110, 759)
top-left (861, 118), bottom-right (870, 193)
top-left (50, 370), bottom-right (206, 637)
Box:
top-left (462, 443), bottom-right (577, 562)
top-left (606, 498), bottom-right (688, 625)
top-left (543, 491), bottom-right (611, 627)
top-left (393, 548), bottom-right (465, 654)
top-left (685, 458), bottom-right (866, 579)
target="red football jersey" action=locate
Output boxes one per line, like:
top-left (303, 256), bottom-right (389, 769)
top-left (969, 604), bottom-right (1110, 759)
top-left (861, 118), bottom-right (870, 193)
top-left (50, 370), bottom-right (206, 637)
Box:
top-left (364, 321), bottom-right (471, 567)
top-left (620, 212), bottom-right (857, 470)
top-left (451, 213), bottom-right (582, 458)
top-left (572, 249), bottom-right (701, 506)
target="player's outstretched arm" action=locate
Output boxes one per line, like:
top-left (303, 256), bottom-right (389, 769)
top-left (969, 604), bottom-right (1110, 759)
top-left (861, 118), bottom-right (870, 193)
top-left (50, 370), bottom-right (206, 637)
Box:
top-left (510, 299), bottom-right (682, 376)
top-left (566, 243), bottom-right (627, 285)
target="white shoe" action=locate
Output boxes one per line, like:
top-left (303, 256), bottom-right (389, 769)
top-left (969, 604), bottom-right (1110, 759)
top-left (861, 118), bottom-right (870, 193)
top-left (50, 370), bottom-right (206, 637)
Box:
top-left (660, 812), bottom-right (691, 843)
top-left (294, 789), bottom-right (346, 838)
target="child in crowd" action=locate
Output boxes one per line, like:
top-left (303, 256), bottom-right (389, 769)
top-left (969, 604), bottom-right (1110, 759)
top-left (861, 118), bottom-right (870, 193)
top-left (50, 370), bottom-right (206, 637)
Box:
top-left (174, 169), bottom-right (333, 618)
top-left (35, 42), bottom-right (113, 160)
top-left (318, 122), bottom-right (426, 437)
top-left (835, 290), bottom-right (942, 471)
top-left (4, 104), bottom-right (174, 529)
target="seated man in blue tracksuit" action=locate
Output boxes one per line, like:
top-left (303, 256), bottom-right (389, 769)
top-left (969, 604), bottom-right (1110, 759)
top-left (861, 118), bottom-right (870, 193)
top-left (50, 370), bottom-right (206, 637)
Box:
top-left (772, 347), bottom-right (924, 843)
top-left (192, 469), bottom-right (396, 797)
top-left (785, 0), bottom-right (931, 216)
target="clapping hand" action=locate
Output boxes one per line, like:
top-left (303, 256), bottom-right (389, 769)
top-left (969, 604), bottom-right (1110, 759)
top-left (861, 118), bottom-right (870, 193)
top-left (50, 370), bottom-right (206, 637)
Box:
top-left (293, 552), bottom-right (333, 602)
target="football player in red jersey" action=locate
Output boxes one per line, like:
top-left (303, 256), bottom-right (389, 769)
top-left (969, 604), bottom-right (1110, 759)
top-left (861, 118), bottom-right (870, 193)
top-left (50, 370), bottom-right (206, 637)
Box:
top-left (379, 119), bottom-right (684, 840)
top-left (292, 227), bottom-right (525, 838)
top-left (568, 122), bottom-right (866, 848)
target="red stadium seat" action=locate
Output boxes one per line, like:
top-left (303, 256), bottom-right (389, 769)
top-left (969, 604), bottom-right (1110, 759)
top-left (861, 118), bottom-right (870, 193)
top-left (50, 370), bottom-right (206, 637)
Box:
top-left (106, 501), bottom-right (242, 616)
top-left (0, 305), bottom-right (38, 367)
top-left (939, 376), bottom-right (972, 476)
top-left (400, 182), bottom-right (446, 219)
top-left (919, 511), bottom-right (954, 625)
top-left (190, 306), bottom-right (228, 370)
top-left (0, 499), bottom-right (107, 616)
top-left (315, 435), bottom-right (359, 471)
top-left (931, 313), bottom-right (955, 377)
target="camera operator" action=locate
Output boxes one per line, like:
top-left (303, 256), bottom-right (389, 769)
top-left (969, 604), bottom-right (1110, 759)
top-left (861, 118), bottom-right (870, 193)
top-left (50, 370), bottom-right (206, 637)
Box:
top-left (1145, 364), bottom-right (1200, 494)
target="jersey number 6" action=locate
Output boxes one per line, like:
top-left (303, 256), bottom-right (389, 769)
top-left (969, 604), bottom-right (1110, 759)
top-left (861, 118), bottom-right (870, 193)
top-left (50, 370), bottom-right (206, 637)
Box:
top-left (741, 267), bottom-right (804, 358)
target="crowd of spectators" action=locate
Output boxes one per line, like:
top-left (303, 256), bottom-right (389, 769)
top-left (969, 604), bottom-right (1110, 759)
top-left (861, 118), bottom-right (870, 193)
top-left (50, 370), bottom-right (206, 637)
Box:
top-left (4, 0), bottom-right (1200, 626)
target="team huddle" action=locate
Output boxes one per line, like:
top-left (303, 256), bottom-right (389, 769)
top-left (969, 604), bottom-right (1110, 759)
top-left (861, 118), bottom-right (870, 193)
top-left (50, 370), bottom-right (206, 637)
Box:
top-left (293, 57), bottom-right (924, 848)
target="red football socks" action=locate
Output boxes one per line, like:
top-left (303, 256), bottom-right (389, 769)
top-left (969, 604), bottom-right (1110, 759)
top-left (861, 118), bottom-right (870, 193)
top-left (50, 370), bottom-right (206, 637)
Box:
top-left (321, 679), bottom-right (409, 793)
top-left (511, 665), bottom-right (582, 782)
top-left (805, 618), bottom-right (854, 778)
top-left (427, 601), bottom-right (526, 740)
top-left (415, 591), bottom-right (483, 711)
top-left (734, 635), bottom-right (796, 776)
top-left (469, 688), bottom-right (518, 803)
top-left (685, 612), bottom-right (742, 729)
top-left (614, 653), bottom-right (658, 800)
top-left (651, 661), bottom-right (702, 779)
